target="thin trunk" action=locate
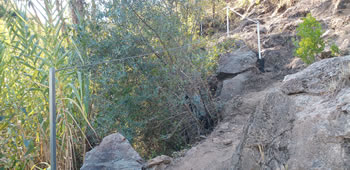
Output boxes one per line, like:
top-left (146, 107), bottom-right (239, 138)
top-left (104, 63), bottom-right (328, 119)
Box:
top-left (55, 0), bottom-right (66, 32)
top-left (175, 0), bottom-right (178, 17)
top-left (128, 3), bottom-right (174, 64)
top-left (91, 0), bottom-right (97, 22)
top-left (212, 0), bottom-right (216, 20)
top-left (70, 0), bottom-right (78, 24)
top-left (76, 0), bottom-right (85, 20)
top-left (70, 0), bottom-right (85, 24)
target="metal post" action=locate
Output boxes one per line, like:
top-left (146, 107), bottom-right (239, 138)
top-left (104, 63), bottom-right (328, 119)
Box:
top-left (226, 5), bottom-right (229, 37)
top-left (229, 7), bottom-right (264, 72)
top-left (49, 67), bottom-right (57, 170)
top-left (257, 22), bottom-right (262, 60)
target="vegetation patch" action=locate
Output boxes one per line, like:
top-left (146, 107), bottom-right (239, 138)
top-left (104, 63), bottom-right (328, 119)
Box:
top-left (294, 13), bottom-right (325, 65)
top-left (294, 13), bottom-right (341, 65)
top-left (0, 0), bottom-right (233, 169)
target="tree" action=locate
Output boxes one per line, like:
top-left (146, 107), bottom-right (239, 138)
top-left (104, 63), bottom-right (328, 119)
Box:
top-left (70, 0), bottom-right (85, 24)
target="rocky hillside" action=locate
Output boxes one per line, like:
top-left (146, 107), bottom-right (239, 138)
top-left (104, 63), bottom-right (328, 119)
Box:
top-left (80, 0), bottom-right (350, 169)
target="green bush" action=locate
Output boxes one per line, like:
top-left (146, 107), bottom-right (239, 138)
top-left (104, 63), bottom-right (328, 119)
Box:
top-left (80, 0), bottom-right (222, 160)
top-left (294, 13), bottom-right (325, 65)
top-left (0, 0), bottom-right (223, 168)
top-left (331, 43), bottom-right (340, 56)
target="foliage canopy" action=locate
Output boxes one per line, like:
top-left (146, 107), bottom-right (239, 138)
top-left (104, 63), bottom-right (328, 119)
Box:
top-left (0, 0), bottom-right (231, 169)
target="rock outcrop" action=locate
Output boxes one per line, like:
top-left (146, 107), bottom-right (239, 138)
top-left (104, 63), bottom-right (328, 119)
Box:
top-left (233, 56), bottom-right (350, 169)
top-left (167, 55), bottom-right (350, 170)
top-left (81, 133), bottom-right (144, 170)
top-left (216, 43), bottom-right (258, 102)
top-left (216, 46), bottom-right (257, 80)
top-left (282, 56), bottom-right (350, 95)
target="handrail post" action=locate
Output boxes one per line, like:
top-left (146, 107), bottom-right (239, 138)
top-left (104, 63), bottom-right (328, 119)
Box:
top-left (49, 67), bottom-right (57, 170)
top-left (257, 22), bottom-right (261, 60)
top-left (228, 7), bottom-right (264, 71)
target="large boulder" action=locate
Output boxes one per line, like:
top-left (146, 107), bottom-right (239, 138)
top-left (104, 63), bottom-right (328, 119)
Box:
top-left (261, 48), bottom-right (293, 71)
top-left (216, 47), bottom-right (257, 80)
top-left (281, 56), bottom-right (350, 95)
top-left (81, 133), bottom-right (144, 170)
top-left (261, 33), bottom-right (296, 72)
top-left (219, 71), bottom-right (253, 102)
top-left (216, 43), bottom-right (257, 103)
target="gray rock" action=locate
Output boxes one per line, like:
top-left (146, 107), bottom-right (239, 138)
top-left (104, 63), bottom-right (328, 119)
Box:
top-left (219, 71), bottom-right (253, 102)
top-left (232, 56), bottom-right (350, 169)
top-left (260, 33), bottom-right (295, 71)
top-left (216, 48), bottom-right (257, 80)
top-left (262, 48), bottom-right (294, 71)
top-left (281, 56), bottom-right (350, 95)
top-left (223, 139), bottom-right (233, 145)
top-left (239, 90), bottom-right (295, 169)
top-left (284, 90), bottom-right (350, 169)
top-left (333, 0), bottom-right (350, 14)
top-left (81, 133), bottom-right (143, 170)
top-left (144, 155), bottom-right (172, 170)
top-left (340, 39), bottom-right (350, 53)
top-left (262, 33), bottom-right (293, 49)
top-left (216, 44), bottom-right (258, 103)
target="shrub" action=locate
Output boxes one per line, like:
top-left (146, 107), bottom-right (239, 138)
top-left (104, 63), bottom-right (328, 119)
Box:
top-left (331, 43), bottom-right (340, 56)
top-left (294, 13), bottom-right (325, 65)
top-left (81, 0), bottom-right (222, 160)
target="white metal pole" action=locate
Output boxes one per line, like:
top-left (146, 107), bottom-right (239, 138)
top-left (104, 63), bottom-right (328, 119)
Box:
top-left (49, 68), bottom-right (56, 170)
top-left (257, 22), bottom-right (262, 60)
top-left (226, 5), bottom-right (229, 37)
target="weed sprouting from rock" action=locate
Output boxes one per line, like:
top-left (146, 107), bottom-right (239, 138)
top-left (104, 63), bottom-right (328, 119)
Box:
top-left (294, 13), bottom-right (325, 64)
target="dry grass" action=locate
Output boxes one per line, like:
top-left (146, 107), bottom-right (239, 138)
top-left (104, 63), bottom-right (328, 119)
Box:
top-left (271, 0), bottom-right (297, 7)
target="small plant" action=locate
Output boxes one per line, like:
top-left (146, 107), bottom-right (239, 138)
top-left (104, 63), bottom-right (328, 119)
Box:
top-left (294, 13), bottom-right (325, 65)
top-left (331, 43), bottom-right (340, 56)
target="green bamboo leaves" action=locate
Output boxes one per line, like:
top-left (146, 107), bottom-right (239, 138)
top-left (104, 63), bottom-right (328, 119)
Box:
top-left (0, 1), bottom-right (91, 169)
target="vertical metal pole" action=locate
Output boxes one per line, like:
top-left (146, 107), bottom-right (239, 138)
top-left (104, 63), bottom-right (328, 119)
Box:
top-left (257, 22), bottom-right (262, 60)
top-left (226, 5), bottom-right (229, 37)
top-left (49, 68), bottom-right (57, 170)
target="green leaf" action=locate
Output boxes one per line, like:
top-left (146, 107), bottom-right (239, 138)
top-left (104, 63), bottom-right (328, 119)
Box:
top-left (24, 140), bottom-right (34, 156)
top-left (20, 107), bottom-right (27, 115)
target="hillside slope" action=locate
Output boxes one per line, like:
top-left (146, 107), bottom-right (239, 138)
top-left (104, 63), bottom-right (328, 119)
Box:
top-left (80, 0), bottom-right (350, 169)
top-left (158, 0), bottom-right (350, 169)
